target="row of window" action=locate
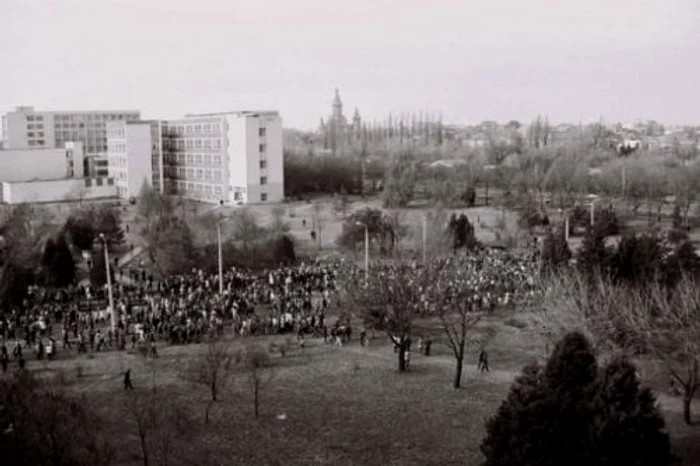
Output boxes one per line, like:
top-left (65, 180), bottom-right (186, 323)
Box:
top-left (27, 132), bottom-right (44, 138)
top-left (163, 138), bottom-right (223, 150)
top-left (164, 180), bottom-right (224, 195)
top-left (54, 114), bottom-right (138, 122)
top-left (163, 167), bottom-right (223, 182)
top-left (163, 153), bottom-right (223, 165)
top-left (84, 178), bottom-right (115, 187)
top-left (27, 123), bottom-right (44, 130)
top-left (163, 123), bottom-right (221, 136)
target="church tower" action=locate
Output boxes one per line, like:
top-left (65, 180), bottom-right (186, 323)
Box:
top-left (332, 88), bottom-right (344, 122)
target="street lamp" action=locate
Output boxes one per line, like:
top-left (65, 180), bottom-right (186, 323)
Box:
top-left (99, 233), bottom-right (116, 333)
top-left (422, 214), bottom-right (427, 263)
top-left (355, 221), bottom-right (369, 275)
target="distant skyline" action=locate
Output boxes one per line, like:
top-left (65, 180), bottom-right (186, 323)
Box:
top-left (1, 0), bottom-right (699, 131)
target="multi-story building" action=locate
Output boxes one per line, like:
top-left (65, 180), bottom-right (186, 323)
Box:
top-left (108, 111), bottom-right (283, 204)
top-left (106, 120), bottom-right (163, 199)
top-left (1, 106), bottom-right (140, 177)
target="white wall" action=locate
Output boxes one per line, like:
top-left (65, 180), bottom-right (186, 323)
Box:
top-left (226, 115), bottom-right (248, 202)
top-left (0, 148), bottom-right (70, 182)
top-left (244, 114), bottom-right (283, 203)
top-left (126, 123), bottom-right (153, 198)
top-left (2, 112), bottom-right (29, 149)
top-left (1, 179), bottom-right (117, 204)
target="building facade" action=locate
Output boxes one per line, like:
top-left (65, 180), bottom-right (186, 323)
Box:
top-left (158, 111), bottom-right (283, 204)
top-left (0, 143), bottom-right (85, 183)
top-left (1, 106), bottom-right (140, 176)
top-left (0, 178), bottom-right (116, 204)
top-left (107, 120), bottom-right (162, 199)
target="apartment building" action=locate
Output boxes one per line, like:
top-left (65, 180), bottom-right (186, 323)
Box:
top-left (106, 120), bottom-right (163, 199)
top-left (1, 106), bottom-right (140, 176)
top-left (104, 110), bottom-right (282, 204)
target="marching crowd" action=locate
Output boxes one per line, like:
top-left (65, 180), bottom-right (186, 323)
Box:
top-left (0, 248), bottom-right (540, 373)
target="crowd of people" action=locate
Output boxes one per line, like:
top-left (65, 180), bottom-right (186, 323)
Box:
top-left (0, 247), bottom-right (541, 373)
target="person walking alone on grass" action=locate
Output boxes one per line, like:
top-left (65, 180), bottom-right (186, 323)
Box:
top-left (478, 348), bottom-right (489, 373)
top-left (124, 369), bottom-right (134, 390)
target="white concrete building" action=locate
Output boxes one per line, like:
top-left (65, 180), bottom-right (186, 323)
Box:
top-left (107, 120), bottom-right (162, 199)
top-left (0, 178), bottom-right (116, 204)
top-left (160, 111), bottom-right (283, 204)
top-left (0, 142), bottom-right (85, 182)
top-left (1, 106), bottom-right (140, 177)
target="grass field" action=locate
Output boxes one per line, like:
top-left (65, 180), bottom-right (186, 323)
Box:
top-left (13, 309), bottom-right (700, 466)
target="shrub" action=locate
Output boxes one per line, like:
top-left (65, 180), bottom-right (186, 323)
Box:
top-left (518, 206), bottom-right (548, 229)
top-left (610, 233), bottom-right (666, 285)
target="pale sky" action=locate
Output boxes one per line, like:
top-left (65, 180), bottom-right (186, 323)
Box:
top-left (1, 0), bottom-right (699, 130)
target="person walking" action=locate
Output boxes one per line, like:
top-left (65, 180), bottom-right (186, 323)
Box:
top-left (124, 369), bottom-right (134, 390)
top-left (478, 348), bottom-right (489, 373)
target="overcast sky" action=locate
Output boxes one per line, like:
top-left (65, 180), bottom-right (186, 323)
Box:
top-left (1, 0), bottom-right (699, 130)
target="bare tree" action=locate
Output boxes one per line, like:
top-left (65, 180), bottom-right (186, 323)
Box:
top-left (124, 388), bottom-right (189, 466)
top-left (539, 271), bottom-right (700, 425)
top-left (182, 336), bottom-right (240, 424)
top-left (346, 260), bottom-right (443, 371)
top-left (432, 259), bottom-right (484, 388)
top-left (243, 344), bottom-right (275, 418)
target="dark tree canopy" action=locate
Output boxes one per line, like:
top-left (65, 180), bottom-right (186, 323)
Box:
top-left (481, 332), bottom-right (673, 466)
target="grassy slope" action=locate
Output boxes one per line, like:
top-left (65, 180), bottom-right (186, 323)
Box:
top-left (19, 311), bottom-right (700, 466)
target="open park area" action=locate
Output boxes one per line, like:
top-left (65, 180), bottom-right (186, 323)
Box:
top-left (2, 179), bottom-right (700, 465)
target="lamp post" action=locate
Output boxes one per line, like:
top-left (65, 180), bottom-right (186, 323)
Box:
top-left (422, 214), bottom-right (427, 263)
top-left (590, 198), bottom-right (598, 227)
top-left (218, 220), bottom-right (224, 295)
top-left (99, 233), bottom-right (116, 333)
top-left (356, 221), bottom-right (369, 275)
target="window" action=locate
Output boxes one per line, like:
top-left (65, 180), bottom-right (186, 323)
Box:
top-left (204, 154), bottom-right (212, 164)
top-left (107, 178), bottom-right (114, 186)
top-left (260, 176), bottom-right (267, 185)
top-left (213, 140), bottom-right (222, 149)
top-left (186, 140), bottom-right (194, 149)
top-left (195, 139), bottom-right (202, 149)
top-left (259, 143), bottom-right (266, 153)
top-left (259, 160), bottom-right (267, 169)
top-left (27, 132), bottom-right (35, 137)
top-left (196, 169), bottom-right (203, 179)
top-left (205, 170), bottom-right (212, 181)
top-left (260, 192), bottom-right (268, 202)
top-left (213, 156), bottom-right (222, 165)
top-left (186, 154), bottom-right (193, 163)
top-left (259, 127), bottom-right (266, 137)
top-left (213, 170), bottom-right (221, 181)
top-left (195, 154), bottom-right (203, 164)
top-left (85, 179), bottom-right (92, 187)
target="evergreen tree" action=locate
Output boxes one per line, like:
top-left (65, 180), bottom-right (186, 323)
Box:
top-left (591, 357), bottom-right (672, 466)
top-left (611, 233), bottom-right (666, 285)
top-left (482, 333), bottom-right (673, 466)
top-left (49, 233), bottom-right (75, 287)
top-left (541, 227), bottom-right (572, 272)
top-left (90, 245), bottom-right (113, 288)
top-left (577, 224), bottom-right (610, 280)
top-left (41, 238), bottom-right (56, 269)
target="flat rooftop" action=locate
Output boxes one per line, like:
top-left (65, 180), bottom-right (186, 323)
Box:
top-left (184, 110), bottom-right (280, 118)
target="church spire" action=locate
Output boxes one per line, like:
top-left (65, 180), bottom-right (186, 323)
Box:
top-left (332, 88), bottom-right (343, 120)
